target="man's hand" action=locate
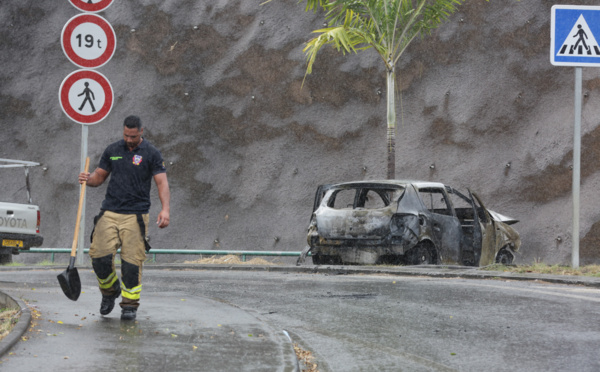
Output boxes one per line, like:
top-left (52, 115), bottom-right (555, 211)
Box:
top-left (157, 210), bottom-right (170, 228)
top-left (154, 173), bottom-right (170, 228)
top-left (78, 167), bottom-right (109, 187)
top-left (78, 172), bottom-right (90, 185)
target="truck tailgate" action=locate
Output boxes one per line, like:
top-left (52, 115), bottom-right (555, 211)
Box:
top-left (0, 202), bottom-right (40, 234)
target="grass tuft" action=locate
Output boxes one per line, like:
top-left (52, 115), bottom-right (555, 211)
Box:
top-left (483, 263), bottom-right (600, 277)
top-left (0, 308), bottom-right (20, 341)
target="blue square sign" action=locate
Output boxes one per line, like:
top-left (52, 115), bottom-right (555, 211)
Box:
top-left (551, 5), bottom-right (600, 67)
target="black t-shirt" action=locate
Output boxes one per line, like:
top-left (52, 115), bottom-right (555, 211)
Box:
top-left (98, 138), bottom-right (166, 214)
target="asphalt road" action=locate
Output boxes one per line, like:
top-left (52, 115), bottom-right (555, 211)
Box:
top-left (1, 265), bottom-right (600, 371)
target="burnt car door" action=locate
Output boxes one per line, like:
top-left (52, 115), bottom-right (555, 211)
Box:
top-left (415, 186), bottom-right (462, 263)
top-left (471, 192), bottom-right (498, 266)
top-left (446, 187), bottom-right (496, 266)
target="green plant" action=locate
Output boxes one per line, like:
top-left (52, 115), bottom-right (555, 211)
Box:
top-left (265, 0), bottom-right (498, 178)
top-left (3, 262), bottom-right (24, 267)
top-left (36, 260), bottom-right (55, 266)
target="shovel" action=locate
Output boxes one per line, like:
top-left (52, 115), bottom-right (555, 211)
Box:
top-left (57, 157), bottom-right (90, 301)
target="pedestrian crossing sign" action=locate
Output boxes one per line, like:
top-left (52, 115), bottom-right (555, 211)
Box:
top-left (551, 5), bottom-right (600, 67)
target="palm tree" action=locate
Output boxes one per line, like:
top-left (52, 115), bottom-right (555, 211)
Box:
top-left (268, 0), bottom-right (475, 179)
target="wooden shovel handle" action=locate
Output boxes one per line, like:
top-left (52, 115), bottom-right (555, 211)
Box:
top-left (71, 157), bottom-right (90, 258)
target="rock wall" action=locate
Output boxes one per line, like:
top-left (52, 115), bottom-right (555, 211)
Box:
top-left (2, 0), bottom-right (600, 265)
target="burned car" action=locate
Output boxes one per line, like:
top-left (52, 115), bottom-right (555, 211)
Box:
top-left (304, 180), bottom-right (520, 266)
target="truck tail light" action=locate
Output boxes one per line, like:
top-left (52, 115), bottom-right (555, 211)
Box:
top-left (37, 210), bottom-right (41, 233)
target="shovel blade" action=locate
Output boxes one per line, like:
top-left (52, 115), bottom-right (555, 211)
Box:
top-left (57, 265), bottom-right (81, 301)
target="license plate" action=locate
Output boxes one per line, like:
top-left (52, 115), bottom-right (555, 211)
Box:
top-left (2, 239), bottom-right (23, 248)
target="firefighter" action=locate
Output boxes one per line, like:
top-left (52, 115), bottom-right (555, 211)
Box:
top-left (78, 115), bottom-right (170, 321)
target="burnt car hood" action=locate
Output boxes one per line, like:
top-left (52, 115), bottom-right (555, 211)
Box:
top-left (315, 207), bottom-right (395, 239)
top-left (487, 210), bottom-right (519, 225)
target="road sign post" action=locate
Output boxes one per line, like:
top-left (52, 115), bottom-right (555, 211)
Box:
top-left (62, 2), bottom-right (116, 265)
top-left (551, 5), bottom-right (600, 268)
top-left (572, 67), bottom-right (582, 269)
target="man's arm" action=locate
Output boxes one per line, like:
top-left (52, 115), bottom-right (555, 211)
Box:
top-left (154, 172), bottom-right (170, 228)
top-left (79, 167), bottom-right (109, 187)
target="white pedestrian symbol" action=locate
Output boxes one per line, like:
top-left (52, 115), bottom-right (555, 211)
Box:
top-left (558, 14), bottom-right (600, 57)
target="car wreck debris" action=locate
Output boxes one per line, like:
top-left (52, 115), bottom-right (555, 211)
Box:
top-left (300, 180), bottom-right (521, 267)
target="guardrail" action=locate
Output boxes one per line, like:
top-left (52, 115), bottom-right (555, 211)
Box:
top-left (19, 248), bottom-right (309, 263)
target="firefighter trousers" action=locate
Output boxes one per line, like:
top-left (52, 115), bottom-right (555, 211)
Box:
top-left (89, 210), bottom-right (149, 309)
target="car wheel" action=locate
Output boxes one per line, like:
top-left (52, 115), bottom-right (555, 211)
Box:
top-left (495, 249), bottom-right (514, 265)
top-left (408, 243), bottom-right (434, 265)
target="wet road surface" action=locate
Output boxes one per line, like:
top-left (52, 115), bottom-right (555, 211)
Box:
top-left (0, 267), bottom-right (298, 371)
top-left (1, 265), bottom-right (600, 371)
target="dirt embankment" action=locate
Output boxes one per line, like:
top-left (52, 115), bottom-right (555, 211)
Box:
top-left (2, 1), bottom-right (600, 265)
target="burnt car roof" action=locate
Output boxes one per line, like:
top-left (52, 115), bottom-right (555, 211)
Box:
top-left (325, 180), bottom-right (445, 189)
top-left (319, 180), bottom-right (519, 223)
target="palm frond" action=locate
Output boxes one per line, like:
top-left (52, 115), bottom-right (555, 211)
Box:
top-left (303, 25), bottom-right (364, 74)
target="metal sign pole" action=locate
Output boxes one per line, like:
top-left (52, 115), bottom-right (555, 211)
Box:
top-left (550, 5), bottom-right (600, 268)
top-left (77, 124), bottom-right (89, 265)
top-left (572, 67), bottom-right (582, 269)
top-left (62, 1), bottom-right (115, 267)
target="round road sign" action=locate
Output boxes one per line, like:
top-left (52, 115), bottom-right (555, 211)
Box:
top-left (68, 0), bottom-right (114, 13)
top-left (61, 13), bottom-right (116, 69)
top-left (59, 69), bottom-right (114, 125)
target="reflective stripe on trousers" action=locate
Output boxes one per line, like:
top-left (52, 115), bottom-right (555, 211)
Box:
top-left (97, 271), bottom-right (118, 290)
top-left (121, 283), bottom-right (142, 301)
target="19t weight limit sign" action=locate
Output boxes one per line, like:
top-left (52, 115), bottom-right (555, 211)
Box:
top-left (61, 13), bottom-right (116, 69)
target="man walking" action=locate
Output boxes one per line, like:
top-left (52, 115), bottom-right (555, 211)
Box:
top-left (78, 115), bottom-right (170, 321)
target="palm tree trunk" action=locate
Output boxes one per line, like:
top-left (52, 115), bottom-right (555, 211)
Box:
top-left (386, 67), bottom-right (396, 179)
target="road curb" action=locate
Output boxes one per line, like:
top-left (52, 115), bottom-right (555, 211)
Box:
top-left (142, 263), bottom-right (600, 288)
top-left (0, 290), bottom-right (31, 357)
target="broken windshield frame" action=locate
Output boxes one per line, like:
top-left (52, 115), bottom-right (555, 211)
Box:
top-left (323, 185), bottom-right (406, 210)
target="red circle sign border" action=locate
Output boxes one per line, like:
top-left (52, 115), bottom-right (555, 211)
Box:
top-left (61, 13), bottom-right (116, 69)
top-left (68, 0), bottom-right (114, 13)
top-left (59, 70), bottom-right (114, 125)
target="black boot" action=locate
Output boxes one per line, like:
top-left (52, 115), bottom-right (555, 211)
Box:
top-left (100, 280), bottom-right (121, 315)
top-left (121, 306), bottom-right (137, 321)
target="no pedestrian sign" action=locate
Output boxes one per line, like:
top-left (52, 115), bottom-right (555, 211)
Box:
top-left (551, 5), bottom-right (600, 67)
top-left (68, 0), bottom-right (114, 13)
top-left (61, 13), bottom-right (116, 69)
top-left (59, 69), bottom-right (114, 125)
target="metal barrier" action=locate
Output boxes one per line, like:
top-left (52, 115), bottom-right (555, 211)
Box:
top-left (19, 248), bottom-right (309, 263)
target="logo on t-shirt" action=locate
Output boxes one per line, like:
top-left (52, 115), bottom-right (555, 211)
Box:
top-left (133, 155), bottom-right (143, 165)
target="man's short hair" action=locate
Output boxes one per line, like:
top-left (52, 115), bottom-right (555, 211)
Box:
top-left (124, 115), bottom-right (142, 130)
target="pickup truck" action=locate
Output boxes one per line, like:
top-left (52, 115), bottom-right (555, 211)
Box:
top-left (0, 159), bottom-right (43, 264)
